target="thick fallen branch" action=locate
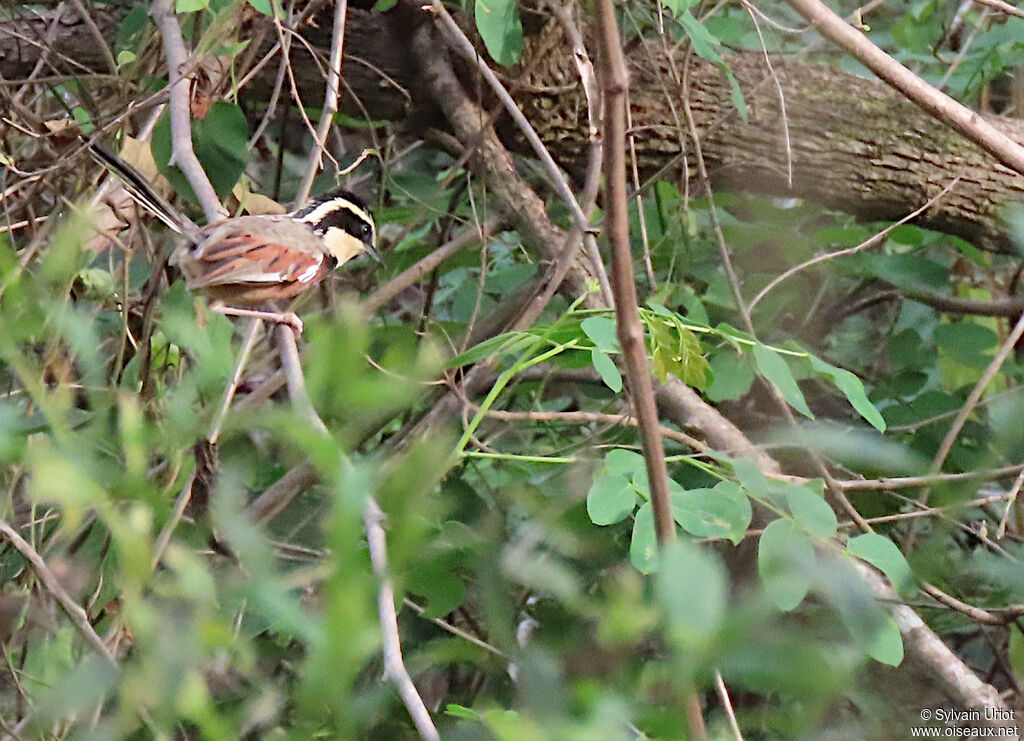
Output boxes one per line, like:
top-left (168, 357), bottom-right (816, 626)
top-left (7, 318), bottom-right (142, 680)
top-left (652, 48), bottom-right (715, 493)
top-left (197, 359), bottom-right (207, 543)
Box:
top-left (9, 7), bottom-right (1024, 251)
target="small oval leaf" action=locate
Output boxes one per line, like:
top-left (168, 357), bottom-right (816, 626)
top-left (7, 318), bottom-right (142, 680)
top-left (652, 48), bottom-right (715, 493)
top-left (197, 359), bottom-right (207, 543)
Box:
top-left (591, 348), bottom-right (623, 392)
top-left (782, 483), bottom-right (838, 539)
top-left (848, 533), bottom-right (914, 595)
top-left (758, 519), bottom-right (814, 611)
top-left (587, 475), bottom-right (637, 526)
top-left (752, 344), bottom-right (813, 419)
top-left (474, 0), bottom-right (523, 66)
top-left (657, 541), bottom-right (728, 647)
top-left (869, 616), bottom-right (904, 666)
top-left (630, 503), bottom-right (658, 574)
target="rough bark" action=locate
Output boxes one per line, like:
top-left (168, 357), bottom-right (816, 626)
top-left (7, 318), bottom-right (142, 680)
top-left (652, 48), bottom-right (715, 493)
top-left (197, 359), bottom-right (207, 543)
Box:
top-left (3, 4), bottom-right (1024, 251)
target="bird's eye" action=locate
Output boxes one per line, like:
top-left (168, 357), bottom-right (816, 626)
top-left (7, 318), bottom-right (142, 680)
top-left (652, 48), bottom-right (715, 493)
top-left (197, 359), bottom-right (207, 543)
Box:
top-left (361, 224), bottom-right (372, 237)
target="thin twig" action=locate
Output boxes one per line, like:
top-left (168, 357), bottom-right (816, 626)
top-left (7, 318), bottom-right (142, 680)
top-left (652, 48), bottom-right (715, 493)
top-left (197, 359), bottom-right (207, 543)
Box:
top-left (427, 0), bottom-right (613, 306)
top-left (995, 466), bottom-right (1024, 539)
top-left (67, 0), bottom-right (118, 74)
top-left (294, 0), bottom-right (349, 205)
top-left (741, 0), bottom-right (793, 188)
top-left (248, 463), bottom-right (320, 525)
top-left (785, 0), bottom-right (1024, 174)
top-left (680, 61), bottom-right (753, 334)
top-left (911, 311), bottom-right (1024, 522)
top-left (248, 1), bottom-right (296, 148)
top-left (749, 176), bottom-right (962, 311)
top-left (596, 34), bottom-right (709, 739)
top-left (209, 319), bottom-right (264, 445)
top-left (935, 312), bottom-right (1024, 471)
top-left (714, 670), bottom-right (744, 741)
top-left (973, 0), bottom-right (1024, 19)
top-left (403, 598), bottom-right (505, 657)
top-left (362, 220), bottom-right (498, 317)
top-left (0, 520), bottom-right (117, 666)
top-left (276, 324), bottom-right (328, 434)
top-left (478, 408), bottom-right (707, 451)
top-left (149, 0), bottom-right (225, 222)
top-left (834, 463), bottom-right (1024, 490)
top-left (364, 499), bottom-right (441, 741)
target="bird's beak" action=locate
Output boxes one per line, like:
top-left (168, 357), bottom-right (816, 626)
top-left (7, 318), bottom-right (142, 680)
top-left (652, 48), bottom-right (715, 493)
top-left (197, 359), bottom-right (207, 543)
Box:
top-left (364, 242), bottom-right (383, 265)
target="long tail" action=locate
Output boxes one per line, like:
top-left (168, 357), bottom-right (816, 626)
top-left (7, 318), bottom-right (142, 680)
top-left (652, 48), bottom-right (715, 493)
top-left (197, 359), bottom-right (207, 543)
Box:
top-left (85, 141), bottom-right (201, 240)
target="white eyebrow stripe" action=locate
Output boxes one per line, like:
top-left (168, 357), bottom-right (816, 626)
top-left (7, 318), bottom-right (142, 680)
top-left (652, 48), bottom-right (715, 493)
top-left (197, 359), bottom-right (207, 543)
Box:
top-left (294, 199), bottom-right (374, 229)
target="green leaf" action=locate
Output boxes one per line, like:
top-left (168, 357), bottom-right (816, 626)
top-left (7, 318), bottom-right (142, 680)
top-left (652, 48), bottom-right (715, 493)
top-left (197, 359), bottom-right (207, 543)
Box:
top-left (722, 67), bottom-right (749, 123)
top-left (581, 316), bottom-right (620, 351)
top-left (854, 253), bottom-right (948, 290)
top-left (604, 449), bottom-right (646, 478)
top-left (176, 0), bottom-right (208, 11)
top-left (935, 321), bottom-right (999, 367)
top-left (705, 350), bottom-right (754, 402)
top-left (713, 481), bottom-right (753, 544)
top-left (671, 483), bottom-right (751, 544)
top-left (646, 314), bottom-right (709, 388)
top-left (1009, 629), bottom-right (1024, 678)
top-left (657, 541), bottom-right (727, 646)
top-left (758, 519), bottom-right (814, 611)
top-left (630, 503), bottom-right (658, 574)
top-left (847, 533), bottom-right (914, 595)
top-left (591, 348), bottom-right (623, 393)
top-left (731, 457), bottom-right (773, 502)
top-left (475, 0), bottom-right (523, 66)
top-left (782, 481), bottom-right (837, 539)
top-left (809, 357), bottom-right (886, 431)
top-left (752, 344), bottom-right (813, 419)
top-left (407, 552), bottom-right (467, 618)
top-left (448, 331), bottom-right (531, 367)
top-left (152, 102), bottom-right (252, 201)
top-left (869, 617), bottom-right (904, 666)
top-left (246, 0), bottom-right (275, 14)
top-left (587, 474), bottom-right (636, 526)
top-left (679, 10), bottom-right (722, 61)
top-left (674, 11), bottom-right (748, 122)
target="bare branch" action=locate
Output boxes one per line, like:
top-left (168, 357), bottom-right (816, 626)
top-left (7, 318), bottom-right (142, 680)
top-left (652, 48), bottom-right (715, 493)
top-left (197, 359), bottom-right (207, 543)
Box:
top-left (785, 0), bottom-right (1024, 175)
top-left (364, 499), bottom-right (441, 741)
top-left (276, 324), bottom-right (329, 435)
top-left (597, 0), bottom-right (675, 548)
top-left (0, 520), bottom-right (117, 667)
top-left (294, 0), bottom-right (348, 205)
top-left (149, 0), bottom-right (225, 222)
top-left (427, 0), bottom-right (613, 306)
top-left (362, 220), bottom-right (498, 317)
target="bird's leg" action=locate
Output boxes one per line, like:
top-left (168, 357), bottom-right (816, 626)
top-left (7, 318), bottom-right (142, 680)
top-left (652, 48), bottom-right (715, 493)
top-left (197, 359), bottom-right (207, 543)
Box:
top-left (210, 304), bottom-right (304, 337)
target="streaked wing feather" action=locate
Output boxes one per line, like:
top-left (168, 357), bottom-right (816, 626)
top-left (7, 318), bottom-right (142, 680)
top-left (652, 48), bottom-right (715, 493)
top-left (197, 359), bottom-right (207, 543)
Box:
top-left (186, 234), bottom-right (324, 288)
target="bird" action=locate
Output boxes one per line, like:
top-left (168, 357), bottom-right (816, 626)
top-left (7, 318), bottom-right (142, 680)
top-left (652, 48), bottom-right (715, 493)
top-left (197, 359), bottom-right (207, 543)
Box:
top-left (85, 142), bottom-right (378, 334)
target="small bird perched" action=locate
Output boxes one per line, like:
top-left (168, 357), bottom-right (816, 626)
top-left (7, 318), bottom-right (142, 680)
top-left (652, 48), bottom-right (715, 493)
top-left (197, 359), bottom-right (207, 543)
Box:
top-left (86, 143), bottom-right (378, 333)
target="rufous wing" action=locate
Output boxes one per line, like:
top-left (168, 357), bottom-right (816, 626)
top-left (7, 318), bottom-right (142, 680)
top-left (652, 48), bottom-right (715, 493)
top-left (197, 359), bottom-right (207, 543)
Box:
top-left (183, 234), bottom-right (327, 289)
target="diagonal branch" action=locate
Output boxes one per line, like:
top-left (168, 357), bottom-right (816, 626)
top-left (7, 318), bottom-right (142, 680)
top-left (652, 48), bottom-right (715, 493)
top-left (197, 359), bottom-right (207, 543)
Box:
top-left (784, 0), bottom-right (1024, 175)
top-left (149, 0), bottom-right (225, 222)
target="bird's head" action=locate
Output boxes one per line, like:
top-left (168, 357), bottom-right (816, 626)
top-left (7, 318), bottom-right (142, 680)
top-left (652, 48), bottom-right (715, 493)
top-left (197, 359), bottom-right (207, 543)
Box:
top-left (293, 189), bottom-right (380, 266)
